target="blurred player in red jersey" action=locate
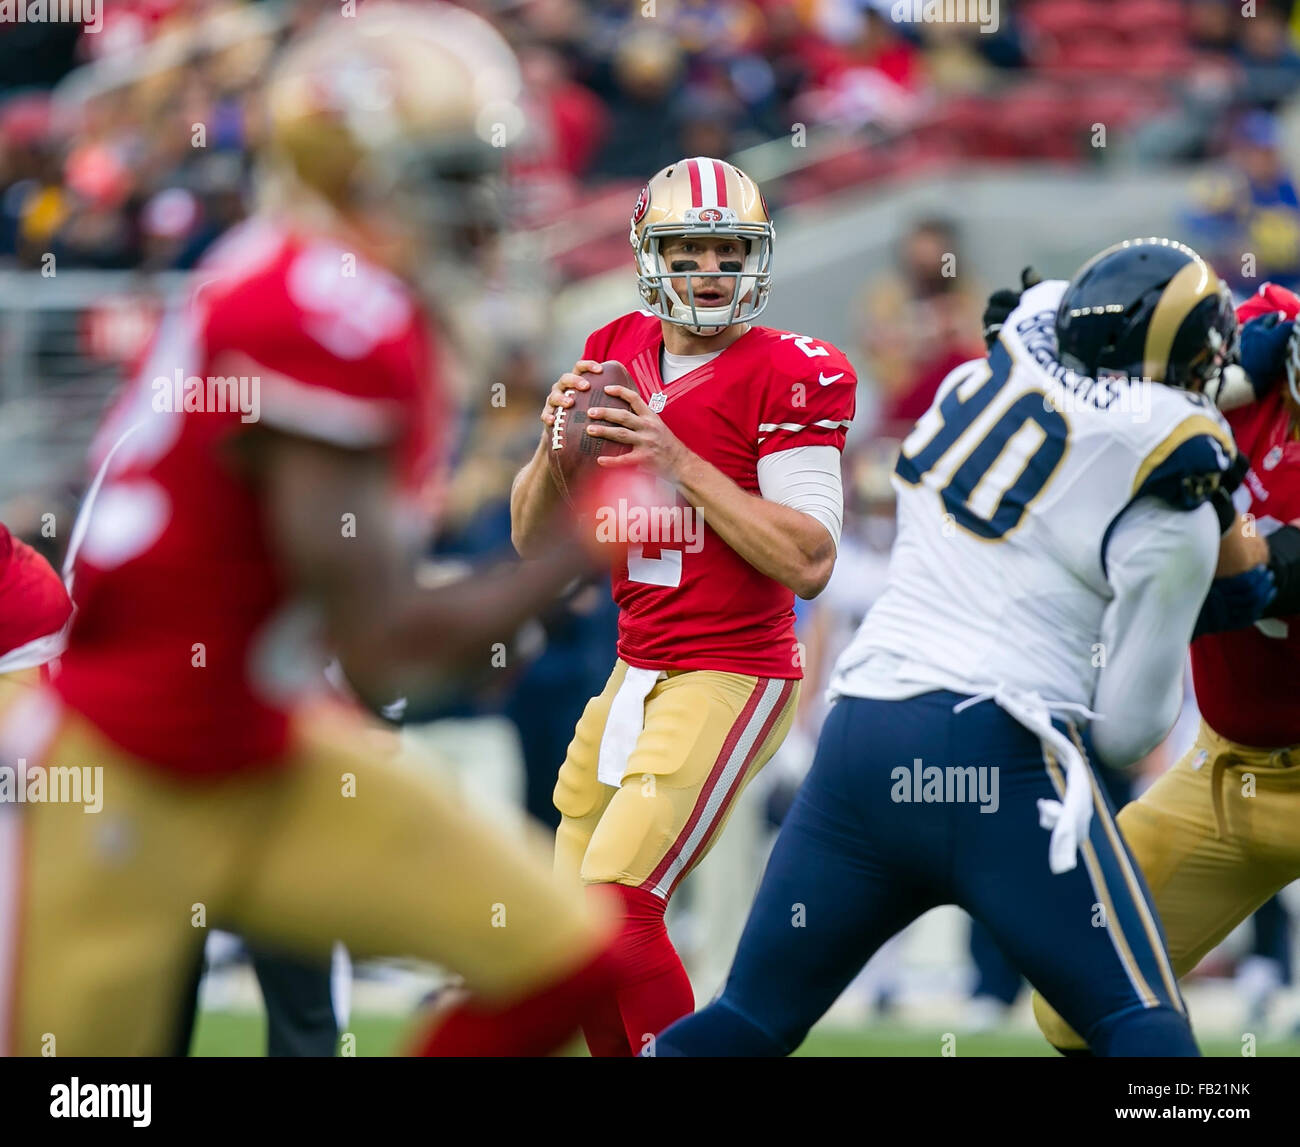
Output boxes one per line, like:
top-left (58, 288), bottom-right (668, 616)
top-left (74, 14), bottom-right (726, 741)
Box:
top-left (510, 157), bottom-right (857, 1055)
top-left (1, 4), bottom-right (627, 1057)
top-left (1036, 280), bottom-right (1300, 1052)
top-left (0, 523), bottom-right (70, 681)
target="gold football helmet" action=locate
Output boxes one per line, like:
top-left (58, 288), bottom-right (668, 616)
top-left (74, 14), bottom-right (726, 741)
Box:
top-left (261, 2), bottom-right (522, 272)
top-left (630, 157), bottom-right (775, 334)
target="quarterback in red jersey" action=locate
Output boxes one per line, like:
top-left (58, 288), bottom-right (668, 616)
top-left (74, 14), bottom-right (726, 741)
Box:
top-left (1035, 280), bottom-right (1300, 1053)
top-left (510, 156), bottom-right (856, 1055)
top-left (2, 4), bottom-right (623, 1057)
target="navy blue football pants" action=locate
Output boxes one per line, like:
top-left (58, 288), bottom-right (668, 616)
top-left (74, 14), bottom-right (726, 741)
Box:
top-left (656, 691), bottom-right (1197, 1057)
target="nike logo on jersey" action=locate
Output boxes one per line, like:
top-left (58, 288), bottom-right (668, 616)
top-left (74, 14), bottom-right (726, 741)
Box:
top-left (818, 372), bottom-right (845, 386)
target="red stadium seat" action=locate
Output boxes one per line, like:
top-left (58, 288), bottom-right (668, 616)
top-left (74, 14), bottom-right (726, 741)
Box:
top-left (1126, 40), bottom-right (1199, 78)
top-left (1023, 0), bottom-right (1113, 39)
top-left (1111, 0), bottom-right (1187, 40)
top-left (1054, 29), bottom-right (1128, 73)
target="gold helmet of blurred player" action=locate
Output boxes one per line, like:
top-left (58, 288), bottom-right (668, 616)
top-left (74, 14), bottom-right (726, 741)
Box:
top-left (630, 157), bottom-right (775, 335)
top-left (261, 1), bottom-right (523, 286)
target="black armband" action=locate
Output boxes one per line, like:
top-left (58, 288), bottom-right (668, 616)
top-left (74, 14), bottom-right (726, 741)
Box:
top-left (1264, 524), bottom-right (1300, 617)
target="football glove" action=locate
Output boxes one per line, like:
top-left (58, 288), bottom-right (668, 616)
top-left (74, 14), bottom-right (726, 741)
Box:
top-left (1238, 310), bottom-right (1295, 398)
top-left (982, 266), bottom-right (1043, 349)
top-left (1264, 523), bottom-right (1300, 618)
top-left (1193, 565), bottom-right (1277, 638)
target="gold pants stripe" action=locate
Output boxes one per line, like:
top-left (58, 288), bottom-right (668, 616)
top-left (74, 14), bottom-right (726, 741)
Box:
top-left (1085, 759), bottom-right (1184, 1012)
top-left (1034, 718), bottom-right (1300, 1051)
top-left (1044, 752), bottom-right (1159, 1009)
top-left (1068, 724), bottom-right (1184, 1013)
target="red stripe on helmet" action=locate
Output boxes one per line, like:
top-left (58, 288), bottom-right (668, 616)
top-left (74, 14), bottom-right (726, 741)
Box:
top-left (712, 160), bottom-right (728, 207)
top-left (687, 159), bottom-right (702, 207)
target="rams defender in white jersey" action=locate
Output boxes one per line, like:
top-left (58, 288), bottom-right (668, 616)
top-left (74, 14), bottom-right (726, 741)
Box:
top-left (658, 238), bottom-right (1241, 1057)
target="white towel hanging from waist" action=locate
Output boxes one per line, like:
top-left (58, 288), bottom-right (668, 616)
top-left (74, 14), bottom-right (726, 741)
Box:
top-left (953, 686), bottom-right (1100, 876)
top-left (597, 666), bottom-right (667, 787)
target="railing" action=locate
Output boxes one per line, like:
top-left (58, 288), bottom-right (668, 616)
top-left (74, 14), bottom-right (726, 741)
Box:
top-left (0, 271), bottom-right (189, 502)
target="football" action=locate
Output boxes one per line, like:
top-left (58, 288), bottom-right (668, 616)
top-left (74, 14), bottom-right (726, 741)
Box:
top-left (547, 361), bottom-right (636, 503)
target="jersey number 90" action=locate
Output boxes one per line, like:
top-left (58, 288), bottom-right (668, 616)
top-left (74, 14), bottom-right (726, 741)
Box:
top-left (896, 344), bottom-right (1068, 540)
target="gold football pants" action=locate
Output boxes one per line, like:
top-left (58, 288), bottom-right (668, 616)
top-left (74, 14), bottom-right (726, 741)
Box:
top-left (1034, 719), bottom-right (1300, 1051)
top-left (3, 695), bottom-right (611, 1056)
top-left (554, 660), bottom-right (798, 898)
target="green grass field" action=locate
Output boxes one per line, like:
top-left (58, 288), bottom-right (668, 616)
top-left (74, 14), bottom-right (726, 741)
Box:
top-left (190, 1010), bottom-right (1300, 1057)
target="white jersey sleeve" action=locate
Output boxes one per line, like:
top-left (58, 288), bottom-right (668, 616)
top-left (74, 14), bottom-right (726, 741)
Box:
top-left (1091, 496), bottom-right (1219, 768)
top-left (830, 279), bottom-right (1236, 717)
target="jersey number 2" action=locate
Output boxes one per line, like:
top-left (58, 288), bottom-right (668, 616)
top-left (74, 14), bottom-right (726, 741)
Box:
top-left (895, 343), bottom-right (1068, 540)
top-left (627, 476), bottom-right (686, 587)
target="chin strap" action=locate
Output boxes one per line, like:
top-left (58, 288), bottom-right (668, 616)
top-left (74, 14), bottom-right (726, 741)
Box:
top-left (667, 297), bottom-right (737, 334)
top-left (677, 321), bottom-right (727, 338)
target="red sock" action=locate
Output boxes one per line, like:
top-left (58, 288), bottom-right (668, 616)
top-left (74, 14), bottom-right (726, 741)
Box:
top-left (581, 884), bottom-right (694, 1058)
top-left (413, 942), bottom-right (623, 1057)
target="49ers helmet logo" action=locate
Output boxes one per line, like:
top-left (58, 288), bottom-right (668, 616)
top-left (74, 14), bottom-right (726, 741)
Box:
top-left (698, 208), bottom-right (723, 222)
top-left (631, 184), bottom-right (650, 226)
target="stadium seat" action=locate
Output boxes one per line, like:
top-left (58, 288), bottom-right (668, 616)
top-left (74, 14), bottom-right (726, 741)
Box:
top-left (1112, 0), bottom-right (1187, 41)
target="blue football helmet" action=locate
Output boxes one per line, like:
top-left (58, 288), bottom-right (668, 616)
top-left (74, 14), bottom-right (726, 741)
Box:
top-left (1056, 238), bottom-right (1238, 394)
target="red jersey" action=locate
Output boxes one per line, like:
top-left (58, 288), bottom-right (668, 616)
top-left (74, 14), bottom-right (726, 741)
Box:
top-left (54, 219), bottom-right (439, 778)
top-left (1191, 284), bottom-right (1300, 746)
top-left (0, 526), bottom-right (72, 672)
top-left (582, 312), bottom-right (856, 679)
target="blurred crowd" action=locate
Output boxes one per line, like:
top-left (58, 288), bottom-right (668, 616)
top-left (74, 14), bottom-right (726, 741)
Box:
top-left (9, 0), bottom-right (1300, 274)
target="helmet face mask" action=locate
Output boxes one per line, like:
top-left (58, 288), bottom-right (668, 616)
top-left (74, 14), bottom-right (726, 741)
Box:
top-left (1286, 322), bottom-right (1300, 409)
top-left (630, 159), bottom-right (775, 335)
top-left (637, 219), bottom-right (773, 333)
top-left (1167, 281), bottom-right (1238, 397)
